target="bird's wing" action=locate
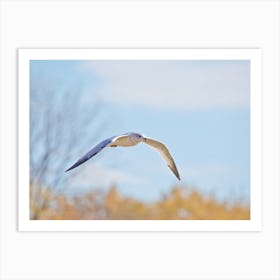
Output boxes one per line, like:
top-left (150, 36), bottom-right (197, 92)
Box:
top-left (143, 137), bottom-right (181, 180)
top-left (65, 134), bottom-right (131, 172)
top-left (65, 136), bottom-right (115, 172)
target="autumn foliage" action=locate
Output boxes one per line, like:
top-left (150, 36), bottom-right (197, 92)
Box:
top-left (30, 185), bottom-right (250, 220)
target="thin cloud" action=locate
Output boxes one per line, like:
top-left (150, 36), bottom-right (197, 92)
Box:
top-left (82, 60), bottom-right (250, 110)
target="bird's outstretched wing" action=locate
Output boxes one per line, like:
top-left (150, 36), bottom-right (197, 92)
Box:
top-left (65, 135), bottom-right (119, 172)
top-left (143, 137), bottom-right (181, 180)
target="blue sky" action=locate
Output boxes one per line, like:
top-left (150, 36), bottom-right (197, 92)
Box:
top-left (30, 59), bottom-right (250, 203)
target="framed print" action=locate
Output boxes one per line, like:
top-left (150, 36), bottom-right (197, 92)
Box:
top-left (18, 48), bottom-right (262, 231)
top-left (2, 1), bottom-right (279, 280)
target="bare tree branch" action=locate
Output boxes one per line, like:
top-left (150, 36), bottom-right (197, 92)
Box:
top-left (30, 83), bottom-right (105, 219)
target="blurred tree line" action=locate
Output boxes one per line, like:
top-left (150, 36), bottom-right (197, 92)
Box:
top-left (30, 184), bottom-right (250, 220)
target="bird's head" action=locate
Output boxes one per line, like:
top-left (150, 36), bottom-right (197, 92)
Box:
top-left (129, 132), bottom-right (144, 143)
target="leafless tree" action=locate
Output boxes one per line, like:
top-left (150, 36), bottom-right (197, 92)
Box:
top-left (29, 82), bottom-right (106, 219)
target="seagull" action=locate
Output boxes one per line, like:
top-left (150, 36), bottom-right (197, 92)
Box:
top-left (65, 132), bottom-right (180, 180)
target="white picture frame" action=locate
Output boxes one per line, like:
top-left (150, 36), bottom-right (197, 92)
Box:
top-left (18, 48), bottom-right (262, 232)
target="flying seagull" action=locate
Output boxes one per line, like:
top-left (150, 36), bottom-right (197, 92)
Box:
top-left (65, 132), bottom-right (180, 180)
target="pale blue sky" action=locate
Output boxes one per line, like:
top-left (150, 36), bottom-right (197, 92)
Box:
top-left (30, 60), bottom-right (250, 203)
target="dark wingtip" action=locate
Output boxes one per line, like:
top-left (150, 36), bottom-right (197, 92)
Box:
top-left (168, 164), bottom-right (181, 181)
top-left (176, 173), bottom-right (181, 181)
top-left (65, 159), bottom-right (83, 173)
top-left (176, 170), bottom-right (181, 180)
top-left (65, 164), bottom-right (76, 172)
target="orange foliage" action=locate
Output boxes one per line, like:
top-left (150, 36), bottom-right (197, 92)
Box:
top-left (30, 185), bottom-right (250, 220)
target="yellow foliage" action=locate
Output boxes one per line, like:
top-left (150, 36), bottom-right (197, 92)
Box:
top-left (30, 185), bottom-right (250, 220)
